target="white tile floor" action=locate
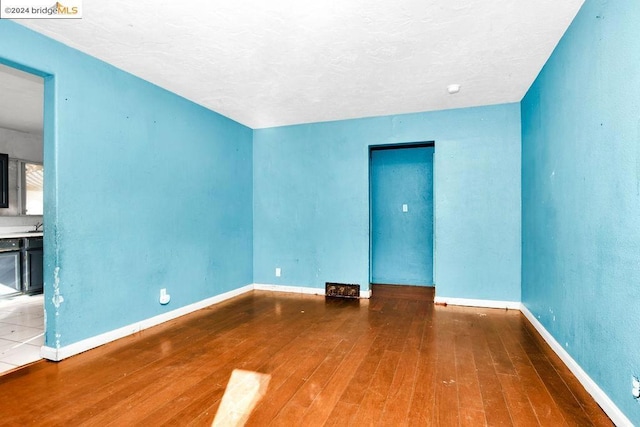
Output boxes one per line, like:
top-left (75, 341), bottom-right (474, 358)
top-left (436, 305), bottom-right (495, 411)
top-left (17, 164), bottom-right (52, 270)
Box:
top-left (0, 294), bottom-right (44, 374)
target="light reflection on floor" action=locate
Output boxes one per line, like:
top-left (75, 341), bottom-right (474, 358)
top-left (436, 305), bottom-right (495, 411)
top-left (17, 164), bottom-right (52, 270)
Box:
top-left (212, 369), bottom-right (271, 426)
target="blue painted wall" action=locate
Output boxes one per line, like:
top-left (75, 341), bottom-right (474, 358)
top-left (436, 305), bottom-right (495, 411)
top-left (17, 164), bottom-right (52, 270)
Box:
top-left (371, 146), bottom-right (434, 285)
top-left (254, 103), bottom-right (521, 302)
top-left (521, 0), bottom-right (640, 422)
top-left (0, 21), bottom-right (253, 347)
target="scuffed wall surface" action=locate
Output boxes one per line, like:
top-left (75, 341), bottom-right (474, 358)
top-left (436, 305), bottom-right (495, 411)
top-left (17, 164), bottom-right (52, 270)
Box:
top-left (0, 21), bottom-right (253, 348)
top-left (254, 103), bottom-right (521, 302)
top-left (521, 0), bottom-right (640, 422)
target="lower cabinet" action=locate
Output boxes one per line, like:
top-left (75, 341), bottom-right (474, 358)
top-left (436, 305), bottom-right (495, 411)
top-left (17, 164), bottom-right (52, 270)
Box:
top-left (0, 236), bottom-right (43, 295)
top-left (23, 248), bottom-right (43, 294)
top-left (23, 237), bottom-right (43, 294)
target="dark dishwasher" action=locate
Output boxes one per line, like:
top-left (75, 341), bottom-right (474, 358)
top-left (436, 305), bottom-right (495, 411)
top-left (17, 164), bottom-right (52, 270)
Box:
top-left (0, 238), bottom-right (22, 294)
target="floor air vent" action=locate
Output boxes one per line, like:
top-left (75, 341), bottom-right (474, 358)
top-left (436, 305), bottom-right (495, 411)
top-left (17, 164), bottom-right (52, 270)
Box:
top-left (325, 282), bottom-right (360, 299)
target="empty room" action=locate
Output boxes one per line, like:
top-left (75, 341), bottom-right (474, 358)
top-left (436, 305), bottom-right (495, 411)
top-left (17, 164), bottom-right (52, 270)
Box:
top-left (0, 0), bottom-right (638, 425)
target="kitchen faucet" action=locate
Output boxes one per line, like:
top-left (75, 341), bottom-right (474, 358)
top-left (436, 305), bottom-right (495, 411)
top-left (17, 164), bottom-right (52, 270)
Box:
top-left (34, 222), bottom-right (43, 231)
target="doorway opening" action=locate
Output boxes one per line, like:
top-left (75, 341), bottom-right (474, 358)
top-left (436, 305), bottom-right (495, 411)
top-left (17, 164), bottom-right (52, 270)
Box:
top-left (369, 142), bottom-right (435, 289)
top-left (0, 62), bottom-right (46, 374)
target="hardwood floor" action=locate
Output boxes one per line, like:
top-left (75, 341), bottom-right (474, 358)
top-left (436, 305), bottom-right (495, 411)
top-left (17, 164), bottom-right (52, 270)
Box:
top-left (0, 286), bottom-right (612, 426)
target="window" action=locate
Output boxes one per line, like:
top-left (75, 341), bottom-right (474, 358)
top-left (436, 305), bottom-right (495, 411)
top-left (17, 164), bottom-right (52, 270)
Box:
top-left (0, 159), bottom-right (43, 216)
top-left (23, 163), bottom-right (43, 215)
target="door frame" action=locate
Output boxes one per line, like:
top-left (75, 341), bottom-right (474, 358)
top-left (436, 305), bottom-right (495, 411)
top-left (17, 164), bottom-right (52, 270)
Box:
top-left (368, 141), bottom-right (435, 287)
top-left (0, 57), bottom-right (54, 346)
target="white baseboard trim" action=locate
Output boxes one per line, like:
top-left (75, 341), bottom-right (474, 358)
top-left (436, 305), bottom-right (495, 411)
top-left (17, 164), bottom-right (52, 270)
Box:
top-left (41, 282), bottom-right (373, 361)
top-left (40, 284), bottom-right (254, 362)
top-left (39, 345), bottom-right (58, 361)
top-left (433, 296), bottom-right (521, 310)
top-left (253, 283), bottom-right (371, 299)
top-left (520, 305), bottom-right (632, 427)
top-left (253, 283), bottom-right (325, 295)
top-left (37, 282), bottom-right (630, 425)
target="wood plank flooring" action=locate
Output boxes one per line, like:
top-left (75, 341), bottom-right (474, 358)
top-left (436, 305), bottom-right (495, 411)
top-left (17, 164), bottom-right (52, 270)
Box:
top-left (0, 286), bottom-right (612, 426)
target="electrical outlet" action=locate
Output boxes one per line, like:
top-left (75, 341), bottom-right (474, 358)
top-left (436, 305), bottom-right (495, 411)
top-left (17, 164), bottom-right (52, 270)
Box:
top-left (275, 267), bottom-right (281, 277)
top-left (632, 376), bottom-right (640, 399)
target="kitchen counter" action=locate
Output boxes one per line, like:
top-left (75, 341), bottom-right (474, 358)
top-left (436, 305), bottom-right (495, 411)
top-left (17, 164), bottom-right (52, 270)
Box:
top-left (0, 232), bottom-right (43, 239)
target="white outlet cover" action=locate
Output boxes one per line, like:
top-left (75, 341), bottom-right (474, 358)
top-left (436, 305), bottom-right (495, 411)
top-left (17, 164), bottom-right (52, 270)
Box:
top-left (159, 289), bottom-right (171, 305)
top-left (402, 204), bottom-right (408, 212)
top-left (275, 267), bottom-right (281, 277)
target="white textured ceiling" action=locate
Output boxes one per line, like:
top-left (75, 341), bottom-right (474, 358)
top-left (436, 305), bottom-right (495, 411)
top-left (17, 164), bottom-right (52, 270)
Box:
top-left (0, 63), bottom-right (43, 134)
top-left (15, 0), bottom-right (584, 129)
